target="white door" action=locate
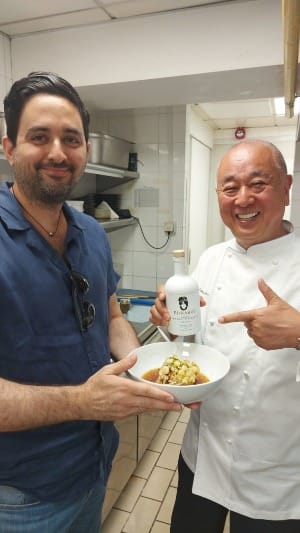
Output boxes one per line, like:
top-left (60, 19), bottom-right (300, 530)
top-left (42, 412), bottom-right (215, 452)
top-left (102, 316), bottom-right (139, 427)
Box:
top-left (188, 137), bottom-right (211, 273)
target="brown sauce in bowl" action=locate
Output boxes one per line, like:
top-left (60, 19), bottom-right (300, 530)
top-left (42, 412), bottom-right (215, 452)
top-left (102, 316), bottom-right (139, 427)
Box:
top-left (143, 368), bottom-right (160, 383)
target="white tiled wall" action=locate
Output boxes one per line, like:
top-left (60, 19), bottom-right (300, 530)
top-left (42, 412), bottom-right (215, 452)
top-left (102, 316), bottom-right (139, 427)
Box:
top-left (91, 106), bottom-right (187, 291)
top-left (0, 34), bottom-right (12, 111)
top-left (290, 169), bottom-right (300, 235)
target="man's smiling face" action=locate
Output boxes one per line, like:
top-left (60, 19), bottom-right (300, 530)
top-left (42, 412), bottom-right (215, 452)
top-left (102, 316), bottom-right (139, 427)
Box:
top-left (4, 93), bottom-right (89, 204)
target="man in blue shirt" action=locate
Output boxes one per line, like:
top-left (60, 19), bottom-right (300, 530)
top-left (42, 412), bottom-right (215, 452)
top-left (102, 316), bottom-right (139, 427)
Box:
top-left (0, 71), bottom-right (180, 533)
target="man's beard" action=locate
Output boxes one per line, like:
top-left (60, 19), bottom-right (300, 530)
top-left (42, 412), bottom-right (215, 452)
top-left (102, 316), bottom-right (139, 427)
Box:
top-left (12, 158), bottom-right (83, 205)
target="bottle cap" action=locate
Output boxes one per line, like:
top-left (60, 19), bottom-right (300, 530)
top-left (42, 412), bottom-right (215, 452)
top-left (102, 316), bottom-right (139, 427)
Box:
top-left (173, 249), bottom-right (185, 258)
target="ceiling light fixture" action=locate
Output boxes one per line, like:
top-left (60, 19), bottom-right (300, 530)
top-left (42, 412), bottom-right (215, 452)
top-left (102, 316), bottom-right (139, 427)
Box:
top-left (274, 96), bottom-right (300, 115)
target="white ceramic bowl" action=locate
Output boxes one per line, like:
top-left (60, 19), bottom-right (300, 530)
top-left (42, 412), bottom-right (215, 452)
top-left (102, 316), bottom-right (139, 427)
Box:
top-left (127, 341), bottom-right (230, 404)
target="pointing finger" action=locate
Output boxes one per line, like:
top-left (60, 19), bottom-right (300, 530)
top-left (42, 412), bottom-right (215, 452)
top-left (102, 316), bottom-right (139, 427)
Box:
top-left (218, 309), bottom-right (256, 324)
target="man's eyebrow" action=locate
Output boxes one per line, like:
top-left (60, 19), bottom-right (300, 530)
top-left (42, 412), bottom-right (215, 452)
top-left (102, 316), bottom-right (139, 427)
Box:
top-left (27, 126), bottom-right (49, 134)
top-left (26, 126), bottom-right (83, 137)
top-left (218, 175), bottom-right (236, 185)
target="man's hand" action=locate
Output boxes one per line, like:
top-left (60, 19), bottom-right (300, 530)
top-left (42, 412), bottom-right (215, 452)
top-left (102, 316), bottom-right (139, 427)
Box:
top-left (218, 278), bottom-right (300, 350)
top-left (79, 353), bottom-right (181, 421)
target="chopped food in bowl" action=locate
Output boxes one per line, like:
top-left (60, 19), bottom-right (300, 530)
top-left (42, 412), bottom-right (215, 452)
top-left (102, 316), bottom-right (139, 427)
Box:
top-left (143, 354), bottom-right (209, 385)
top-left (127, 341), bottom-right (230, 404)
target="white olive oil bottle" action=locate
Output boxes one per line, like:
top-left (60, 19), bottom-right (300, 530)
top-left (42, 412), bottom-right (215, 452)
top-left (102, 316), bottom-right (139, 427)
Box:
top-left (165, 249), bottom-right (201, 336)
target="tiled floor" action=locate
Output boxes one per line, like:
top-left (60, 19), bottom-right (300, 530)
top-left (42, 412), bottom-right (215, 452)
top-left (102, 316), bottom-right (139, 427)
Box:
top-left (102, 408), bottom-right (230, 533)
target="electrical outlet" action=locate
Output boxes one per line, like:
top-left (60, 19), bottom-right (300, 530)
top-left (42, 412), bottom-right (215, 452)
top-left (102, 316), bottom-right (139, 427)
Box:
top-left (164, 221), bottom-right (175, 234)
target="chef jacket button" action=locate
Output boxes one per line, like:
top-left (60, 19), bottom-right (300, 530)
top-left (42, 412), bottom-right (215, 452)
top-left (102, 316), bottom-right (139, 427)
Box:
top-left (272, 259), bottom-right (279, 265)
top-left (203, 422), bottom-right (208, 427)
top-left (243, 370), bottom-right (249, 378)
top-left (209, 319), bottom-right (216, 326)
top-left (227, 439), bottom-right (232, 444)
top-left (227, 252), bottom-right (232, 258)
top-left (233, 406), bottom-right (240, 412)
top-left (217, 285), bottom-right (222, 291)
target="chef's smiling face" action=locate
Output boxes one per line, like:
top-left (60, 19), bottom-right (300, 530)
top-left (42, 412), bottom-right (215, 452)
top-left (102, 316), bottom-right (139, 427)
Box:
top-left (216, 142), bottom-right (292, 250)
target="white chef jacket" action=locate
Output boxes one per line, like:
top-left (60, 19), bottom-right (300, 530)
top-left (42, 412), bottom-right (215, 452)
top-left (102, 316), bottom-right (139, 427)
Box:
top-left (181, 222), bottom-right (300, 520)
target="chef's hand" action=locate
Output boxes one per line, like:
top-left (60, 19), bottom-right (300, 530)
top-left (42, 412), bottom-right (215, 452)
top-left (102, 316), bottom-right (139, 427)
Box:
top-left (80, 353), bottom-right (181, 421)
top-left (150, 285), bottom-right (170, 326)
top-left (150, 285), bottom-right (206, 328)
top-left (218, 278), bottom-right (300, 350)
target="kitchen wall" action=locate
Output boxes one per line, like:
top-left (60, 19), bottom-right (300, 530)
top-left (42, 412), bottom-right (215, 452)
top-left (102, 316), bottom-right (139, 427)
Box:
top-left (91, 106), bottom-right (188, 291)
top-left (0, 35), bottom-right (12, 182)
top-left (9, 0), bottom-right (283, 109)
top-left (0, 26), bottom-right (298, 291)
top-left (290, 131), bottom-right (300, 237)
top-left (91, 107), bottom-right (296, 291)
top-left (185, 106), bottom-right (213, 272)
top-left (0, 34), bottom-right (11, 112)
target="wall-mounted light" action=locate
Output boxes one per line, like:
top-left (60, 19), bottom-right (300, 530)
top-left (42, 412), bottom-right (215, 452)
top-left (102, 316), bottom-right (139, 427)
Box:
top-left (274, 96), bottom-right (300, 116)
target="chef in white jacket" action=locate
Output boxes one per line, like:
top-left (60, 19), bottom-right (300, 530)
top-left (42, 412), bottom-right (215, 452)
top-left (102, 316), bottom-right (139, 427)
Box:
top-left (150, 139), bottom-right (300, 533)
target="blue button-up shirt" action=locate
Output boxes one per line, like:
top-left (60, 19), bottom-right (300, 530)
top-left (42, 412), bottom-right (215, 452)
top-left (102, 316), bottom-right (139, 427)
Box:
top-left (0, 183), bottom-right (119, 501)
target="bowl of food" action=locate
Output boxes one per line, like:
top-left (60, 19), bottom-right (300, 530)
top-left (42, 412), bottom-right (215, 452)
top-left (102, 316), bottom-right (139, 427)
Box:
top-left (127, 341), bottom-right (230, 404)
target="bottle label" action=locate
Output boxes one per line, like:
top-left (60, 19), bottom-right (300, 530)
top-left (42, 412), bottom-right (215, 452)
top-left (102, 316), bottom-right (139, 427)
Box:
top-left (167, 292), bottom-right (201, 335)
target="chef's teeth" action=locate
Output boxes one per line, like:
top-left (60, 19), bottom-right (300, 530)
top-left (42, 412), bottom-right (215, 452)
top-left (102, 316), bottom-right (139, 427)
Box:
top-left (238, 213), bottom-right (258, 220)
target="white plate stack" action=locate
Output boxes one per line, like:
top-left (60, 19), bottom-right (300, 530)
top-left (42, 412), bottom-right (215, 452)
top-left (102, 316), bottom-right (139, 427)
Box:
top-left (66, 200), bottom-right (84, 212)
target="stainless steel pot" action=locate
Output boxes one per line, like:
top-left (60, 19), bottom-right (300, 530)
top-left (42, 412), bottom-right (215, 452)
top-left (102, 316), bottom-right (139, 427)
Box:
top-left (0, 112), bottom-right (6, 138)
top-left (88, 132), bottom-right (134, 169)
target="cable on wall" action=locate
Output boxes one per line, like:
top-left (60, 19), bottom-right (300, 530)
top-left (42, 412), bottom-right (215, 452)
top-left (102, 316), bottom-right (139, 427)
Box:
top-left (133, 217), bottom-right (171, 250)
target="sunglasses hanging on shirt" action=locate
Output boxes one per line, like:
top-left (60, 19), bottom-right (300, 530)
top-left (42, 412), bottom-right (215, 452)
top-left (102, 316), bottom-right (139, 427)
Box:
top-left (68, 270), bottom-right (96, 332)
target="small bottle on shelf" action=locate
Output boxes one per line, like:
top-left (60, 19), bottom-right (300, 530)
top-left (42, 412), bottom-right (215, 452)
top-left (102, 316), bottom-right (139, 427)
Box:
top-left (165, 249), bottom-right (201, 337)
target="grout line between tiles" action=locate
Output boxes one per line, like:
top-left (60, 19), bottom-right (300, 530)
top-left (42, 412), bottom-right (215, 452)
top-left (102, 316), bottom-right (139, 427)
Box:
top-left (108, 412), bottom-right (187, 532)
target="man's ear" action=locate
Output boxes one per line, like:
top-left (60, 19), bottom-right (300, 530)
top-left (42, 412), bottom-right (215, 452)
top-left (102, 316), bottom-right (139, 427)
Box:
top-left (2, 136), bottom-right (15, 166)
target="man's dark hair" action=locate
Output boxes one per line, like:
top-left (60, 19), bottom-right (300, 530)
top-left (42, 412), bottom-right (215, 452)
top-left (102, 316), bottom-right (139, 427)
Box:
top-left (4, 71), bottom-right (90, 145)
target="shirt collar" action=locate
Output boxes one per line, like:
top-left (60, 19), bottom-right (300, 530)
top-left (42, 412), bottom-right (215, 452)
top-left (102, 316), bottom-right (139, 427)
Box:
top-left (228, 220), bottom-right (295, 257)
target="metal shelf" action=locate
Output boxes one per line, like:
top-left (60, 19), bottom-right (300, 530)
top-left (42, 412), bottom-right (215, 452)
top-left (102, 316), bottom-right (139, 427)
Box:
top-left (84, 163), bottom-right (139, 192)
top-left (97, 216), bottom-right (137, 233)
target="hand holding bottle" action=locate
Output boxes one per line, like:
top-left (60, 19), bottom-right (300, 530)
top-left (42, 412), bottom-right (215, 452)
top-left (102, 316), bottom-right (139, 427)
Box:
top-left (150, 285), bottom-right (171, 327)
top-left (150, 250), bottom-right (205, 334)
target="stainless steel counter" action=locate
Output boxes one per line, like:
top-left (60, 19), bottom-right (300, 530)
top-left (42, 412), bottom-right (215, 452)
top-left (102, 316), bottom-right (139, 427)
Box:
top-left (117, 288), bottom-right (157, 344)
top-left (132, 320), bottom-right (157, 344)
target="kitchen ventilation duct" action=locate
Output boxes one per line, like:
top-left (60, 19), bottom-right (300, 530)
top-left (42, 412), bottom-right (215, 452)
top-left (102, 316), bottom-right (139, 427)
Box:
top-left (282, 0), bottom-right (300, 118)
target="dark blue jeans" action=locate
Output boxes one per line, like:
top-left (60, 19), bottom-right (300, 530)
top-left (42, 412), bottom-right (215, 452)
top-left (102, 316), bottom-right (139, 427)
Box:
top-left (171, 454), bottom-right (300, 533)
top-left (0, 477), bottom-right (105, 533)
